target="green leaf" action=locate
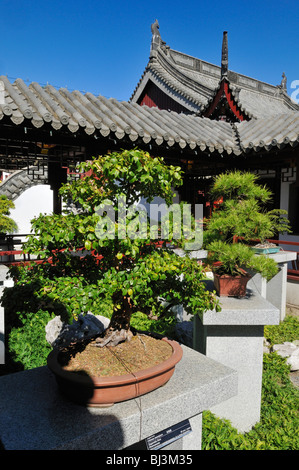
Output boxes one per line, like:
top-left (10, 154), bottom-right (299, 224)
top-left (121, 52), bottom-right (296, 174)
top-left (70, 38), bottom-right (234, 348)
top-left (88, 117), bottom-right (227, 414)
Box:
top-left (84, 240), bottom-right (91, 251)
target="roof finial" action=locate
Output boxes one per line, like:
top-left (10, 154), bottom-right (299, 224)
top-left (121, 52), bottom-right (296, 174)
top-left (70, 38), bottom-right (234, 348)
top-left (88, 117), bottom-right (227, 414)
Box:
top-left (150, 19), bottom-right (161, 54)
top-left (221, 31), bottom-right (228, 78)
top-left (280, 72), bottom-right (287, 91)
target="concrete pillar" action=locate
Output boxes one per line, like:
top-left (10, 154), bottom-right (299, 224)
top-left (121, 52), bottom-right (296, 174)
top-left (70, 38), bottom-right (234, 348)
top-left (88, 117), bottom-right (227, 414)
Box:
top-left (248, 251), bottom-right (297, 321)
top-left (193, 290), bottom-right (280, 433)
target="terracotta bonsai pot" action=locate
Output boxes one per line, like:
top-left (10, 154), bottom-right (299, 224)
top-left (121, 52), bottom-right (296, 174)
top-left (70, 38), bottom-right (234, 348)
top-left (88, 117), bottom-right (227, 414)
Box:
top-left (47, 337), bottom-right (183, 407)
top-left (213, 272), bottom-right (251, 297)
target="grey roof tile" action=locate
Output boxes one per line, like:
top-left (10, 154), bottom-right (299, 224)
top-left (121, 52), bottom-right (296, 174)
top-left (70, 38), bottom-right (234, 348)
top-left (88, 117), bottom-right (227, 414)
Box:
top-left (0, 76), bottom-right (298, 157)
top-left (236, 112), bottom-right (299, 151)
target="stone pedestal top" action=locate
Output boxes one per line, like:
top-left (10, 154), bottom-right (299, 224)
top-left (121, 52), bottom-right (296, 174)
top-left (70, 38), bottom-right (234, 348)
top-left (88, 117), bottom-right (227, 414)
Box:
top-left (264, 251), bottom-right (297, 263)
top-left (0, 344), bottom-right (237, 450)
top-left (201, 284), bottom-right (280, 326)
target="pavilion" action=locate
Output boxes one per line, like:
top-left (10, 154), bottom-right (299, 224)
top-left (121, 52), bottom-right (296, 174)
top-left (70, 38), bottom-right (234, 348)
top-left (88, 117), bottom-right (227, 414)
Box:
top-left (0, 21), bottom-right (298, 234)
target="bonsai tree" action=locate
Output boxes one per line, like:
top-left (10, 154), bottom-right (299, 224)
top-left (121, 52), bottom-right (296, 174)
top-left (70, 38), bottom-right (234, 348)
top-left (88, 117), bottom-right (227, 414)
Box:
top-left (204, 170), bottom-right (291, 246)
top-left (203, 171), bottom-right (290, 281)
top-left (19, 149), bottom-right (219, 348)
top-left (206, 241), bottom-right (278, 281)
top-left (0, 195), bottom-right (18, 235)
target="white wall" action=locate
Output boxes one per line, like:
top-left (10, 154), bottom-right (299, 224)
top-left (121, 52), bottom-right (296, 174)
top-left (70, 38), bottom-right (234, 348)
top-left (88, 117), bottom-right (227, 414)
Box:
top-left (10, 185), bottom-right (53, 235)
top-left (9, 185), bottom-right (181, 237)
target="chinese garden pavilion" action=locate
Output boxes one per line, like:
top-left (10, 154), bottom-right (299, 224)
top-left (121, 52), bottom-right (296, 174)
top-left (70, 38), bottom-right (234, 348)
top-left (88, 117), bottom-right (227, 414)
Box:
top-left (0, 22), bottom-right (299, 230)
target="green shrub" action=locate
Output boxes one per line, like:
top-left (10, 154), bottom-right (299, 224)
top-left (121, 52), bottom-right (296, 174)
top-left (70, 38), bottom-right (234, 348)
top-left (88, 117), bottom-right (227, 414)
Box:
top-left (8, 310), bottom-right (54, 370)
top-left (252, 353), bottom-right (299, 449)
top-left (130, 310), bottom-right (177, 337)
top-left (202, 353), bottom-right (299, 450)
top-left (265, 315), bottom-right (299, 346)
top-left (0, 195), bottom-right (18, 234)
top-left (202, 411), bottom-right (256, 450)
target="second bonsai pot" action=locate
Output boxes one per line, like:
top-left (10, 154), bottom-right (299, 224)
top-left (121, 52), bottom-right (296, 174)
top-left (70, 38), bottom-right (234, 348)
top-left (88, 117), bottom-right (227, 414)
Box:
top-left (213, 272), bottom-right (251, 297)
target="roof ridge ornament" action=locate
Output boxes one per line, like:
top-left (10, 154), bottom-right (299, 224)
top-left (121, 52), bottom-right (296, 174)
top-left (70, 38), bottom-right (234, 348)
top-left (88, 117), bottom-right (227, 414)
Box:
top-left (221, 31), bottom-right (228, 79)
top-left (150, 19), bottom-right (161, 55)
top-left (278, 72), bottom-right (287, 92)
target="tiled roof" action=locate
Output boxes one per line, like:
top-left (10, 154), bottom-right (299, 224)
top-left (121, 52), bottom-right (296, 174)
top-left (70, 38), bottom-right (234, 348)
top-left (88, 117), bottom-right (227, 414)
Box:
top-left (0, 75), bottom-right (298, 157)
top-left (130, 28), bottom-right (299, 119)
top-left (0, 75), bottom-right (239, 154)
top-left (235, 112), bottom-right (299, 152)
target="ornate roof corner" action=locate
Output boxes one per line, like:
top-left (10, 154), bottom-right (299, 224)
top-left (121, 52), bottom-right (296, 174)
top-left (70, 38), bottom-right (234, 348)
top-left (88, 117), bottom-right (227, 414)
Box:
top-left (132, 24), bottom-right (299, 117)
top-left (221, 31), bottom-right (229, 79)
top-left (200, 77), bottom-right (251, 122)
top-left (199, 32), bottom-right (252, 122)
top-left (274, 72), bottom-right (299, 109)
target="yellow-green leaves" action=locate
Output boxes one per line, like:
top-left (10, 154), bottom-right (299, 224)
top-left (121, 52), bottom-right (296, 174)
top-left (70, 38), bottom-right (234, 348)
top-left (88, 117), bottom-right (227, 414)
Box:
top-left (0, 195), bottom-right (18, 234)
top-left (14, 148), bottom-right (220, 341)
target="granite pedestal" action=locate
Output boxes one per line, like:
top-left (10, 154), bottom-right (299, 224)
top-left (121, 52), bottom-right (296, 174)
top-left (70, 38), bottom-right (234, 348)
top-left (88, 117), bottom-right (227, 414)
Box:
top-left (0, 344), bottom-right (237, 450)
top-left (193, 288), bottom-right (280, 433)
top-left (248, 251), bottom-right (296, 321)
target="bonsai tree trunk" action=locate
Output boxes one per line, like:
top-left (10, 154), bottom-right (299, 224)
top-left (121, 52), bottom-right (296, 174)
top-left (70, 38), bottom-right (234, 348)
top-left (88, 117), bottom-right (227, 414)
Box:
top-left (95, 293), bottom-right (134, 347)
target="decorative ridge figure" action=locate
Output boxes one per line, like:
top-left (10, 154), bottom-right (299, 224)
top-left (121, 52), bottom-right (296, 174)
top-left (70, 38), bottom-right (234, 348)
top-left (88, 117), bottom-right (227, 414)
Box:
top-left (221, 31), bottom-right (228, 78)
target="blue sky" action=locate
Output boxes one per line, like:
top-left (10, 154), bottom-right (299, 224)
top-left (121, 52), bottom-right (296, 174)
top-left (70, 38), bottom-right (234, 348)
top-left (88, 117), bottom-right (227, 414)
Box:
top-left (0, 0), bottom-right (298, 102)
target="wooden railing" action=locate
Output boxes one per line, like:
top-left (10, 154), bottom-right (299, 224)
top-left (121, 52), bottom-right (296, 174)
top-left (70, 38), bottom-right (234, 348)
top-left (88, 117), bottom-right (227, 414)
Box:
top-left (0, 234), bottom-right (33, 265)
top-left (1, 235), bottom-right (299, 281)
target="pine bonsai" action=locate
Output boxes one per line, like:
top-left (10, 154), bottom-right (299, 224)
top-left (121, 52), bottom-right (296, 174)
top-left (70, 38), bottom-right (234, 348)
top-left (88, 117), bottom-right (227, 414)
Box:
top-left (206, 241), bottom-right (279, 281)
top-left (204, 171), bottom-right (291, 280)
top-left (204, 171), bottom-right (291, 246)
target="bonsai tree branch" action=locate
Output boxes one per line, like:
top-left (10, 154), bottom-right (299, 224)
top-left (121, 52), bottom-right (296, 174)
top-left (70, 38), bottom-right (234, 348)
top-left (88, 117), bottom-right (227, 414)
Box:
top-left (95, 293), bottom-right (135, 347)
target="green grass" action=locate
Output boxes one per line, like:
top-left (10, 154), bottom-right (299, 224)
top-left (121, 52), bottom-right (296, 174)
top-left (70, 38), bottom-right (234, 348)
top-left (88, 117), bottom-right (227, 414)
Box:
top-left (202, 315), bottom-right (299, 450)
